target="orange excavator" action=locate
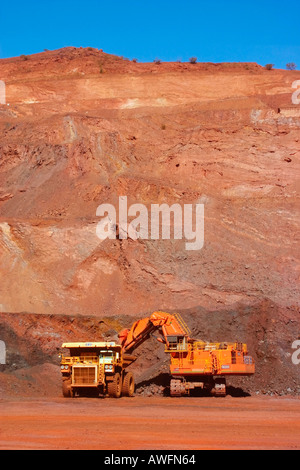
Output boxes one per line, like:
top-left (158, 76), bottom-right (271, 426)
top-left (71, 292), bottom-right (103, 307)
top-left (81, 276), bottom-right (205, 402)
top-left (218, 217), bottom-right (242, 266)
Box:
top-left (119, 311), bottom-right (255, 397)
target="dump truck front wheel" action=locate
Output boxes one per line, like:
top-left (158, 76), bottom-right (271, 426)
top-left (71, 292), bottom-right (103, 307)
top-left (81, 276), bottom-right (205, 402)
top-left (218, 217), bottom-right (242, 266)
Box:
top-left (107, 372), bottom-right (122, 398)
top-left (123, 372), bottom-right (135, 397)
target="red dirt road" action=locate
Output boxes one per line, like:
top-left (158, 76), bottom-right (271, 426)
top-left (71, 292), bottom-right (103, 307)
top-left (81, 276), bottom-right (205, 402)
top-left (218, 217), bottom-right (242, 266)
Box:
top-left (0, 396), bottom-right (300, 450)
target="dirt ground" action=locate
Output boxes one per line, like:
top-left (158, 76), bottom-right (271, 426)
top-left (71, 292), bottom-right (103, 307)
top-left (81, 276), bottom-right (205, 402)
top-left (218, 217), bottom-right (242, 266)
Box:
top-left (0, 396), bottom-right (300, 450)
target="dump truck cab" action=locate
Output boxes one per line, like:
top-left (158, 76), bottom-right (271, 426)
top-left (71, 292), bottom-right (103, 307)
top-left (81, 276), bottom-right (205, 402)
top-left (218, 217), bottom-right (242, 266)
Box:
top-left (60, 342), bottom-right (135, 398)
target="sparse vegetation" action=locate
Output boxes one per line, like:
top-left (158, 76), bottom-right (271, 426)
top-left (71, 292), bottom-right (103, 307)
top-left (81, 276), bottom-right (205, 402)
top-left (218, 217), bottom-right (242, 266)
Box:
top-left (154, 59), bottom-right (161, 65)
top-left (132, 58), bottom-right (138, 63)
top-left (189, 57), bottom-right (197, 64)
top-left (286, 62), bottom-right (297, 70)
top-left (20, 55), bottom-right (29, 61)
top-left (265, 64), bottom-right (274, 70)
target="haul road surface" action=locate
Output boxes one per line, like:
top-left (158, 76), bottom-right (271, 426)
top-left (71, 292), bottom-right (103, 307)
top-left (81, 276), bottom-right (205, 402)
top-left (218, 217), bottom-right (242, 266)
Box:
top-left (0, 396), bottom-right (300, 450)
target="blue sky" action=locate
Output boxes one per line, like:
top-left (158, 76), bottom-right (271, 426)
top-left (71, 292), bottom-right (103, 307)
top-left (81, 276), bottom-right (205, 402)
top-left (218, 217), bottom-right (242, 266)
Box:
top-left (1, 0), bottom-right (299, 69)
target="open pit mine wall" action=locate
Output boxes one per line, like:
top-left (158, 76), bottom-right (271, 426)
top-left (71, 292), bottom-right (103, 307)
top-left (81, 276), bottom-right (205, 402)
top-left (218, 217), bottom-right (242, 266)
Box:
top-left (0, 48), bottom-right (299, 395)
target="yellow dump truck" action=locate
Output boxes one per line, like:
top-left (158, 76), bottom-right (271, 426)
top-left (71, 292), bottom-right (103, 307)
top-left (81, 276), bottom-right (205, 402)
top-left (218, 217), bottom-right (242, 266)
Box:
top-left (60, 342), bottom-right (135, 398)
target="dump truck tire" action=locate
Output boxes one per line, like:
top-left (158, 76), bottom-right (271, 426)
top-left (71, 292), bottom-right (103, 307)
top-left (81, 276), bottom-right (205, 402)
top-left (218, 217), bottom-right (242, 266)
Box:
top-left (107, 372), bottom-right (122, 398)
top-left (123, 372), bottom-right (135, 397)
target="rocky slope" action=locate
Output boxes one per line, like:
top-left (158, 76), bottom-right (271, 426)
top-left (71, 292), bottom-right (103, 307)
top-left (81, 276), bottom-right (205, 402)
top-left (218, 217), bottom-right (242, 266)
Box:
top-left (0, 48), bottom-right (299, 396)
